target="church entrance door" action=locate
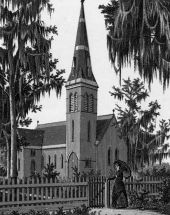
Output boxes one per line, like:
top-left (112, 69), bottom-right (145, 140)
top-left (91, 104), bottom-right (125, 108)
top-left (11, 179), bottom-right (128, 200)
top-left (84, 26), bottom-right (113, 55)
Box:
top-left (68, 152), bottom-right (78, 178)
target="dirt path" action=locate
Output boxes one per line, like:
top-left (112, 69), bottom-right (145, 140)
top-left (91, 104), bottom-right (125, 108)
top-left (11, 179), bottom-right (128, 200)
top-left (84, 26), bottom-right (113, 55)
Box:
top-left (89, 208), bottom-right (165, 215)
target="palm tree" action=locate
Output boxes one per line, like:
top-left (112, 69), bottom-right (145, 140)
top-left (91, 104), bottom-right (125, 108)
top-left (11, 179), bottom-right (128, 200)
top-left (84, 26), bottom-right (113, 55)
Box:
top-left (99, 0), bottom-right (170, 89)
top-left (111, 78), bottom-right (170, 171)
top-left (0, 0), bottom-right (64, 177)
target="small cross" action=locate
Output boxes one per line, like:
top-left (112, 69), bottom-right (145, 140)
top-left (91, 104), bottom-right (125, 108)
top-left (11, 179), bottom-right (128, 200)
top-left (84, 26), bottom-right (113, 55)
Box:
top-left (81, 0), bottom-right (85, 4)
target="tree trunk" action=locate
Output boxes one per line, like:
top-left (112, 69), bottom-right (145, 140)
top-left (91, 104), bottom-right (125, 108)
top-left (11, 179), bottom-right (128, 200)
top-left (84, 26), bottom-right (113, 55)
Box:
top-left (9, 87), bottom-right (17, 178)
top-left (4, 132), bottom-right (10, 178)
top-left (8, 46), bottom-right (17, 178)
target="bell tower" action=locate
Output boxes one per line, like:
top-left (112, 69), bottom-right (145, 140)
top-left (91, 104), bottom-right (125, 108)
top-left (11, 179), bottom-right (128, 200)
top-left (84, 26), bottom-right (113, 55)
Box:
top-left (65, 0), bottom-right (98, 178)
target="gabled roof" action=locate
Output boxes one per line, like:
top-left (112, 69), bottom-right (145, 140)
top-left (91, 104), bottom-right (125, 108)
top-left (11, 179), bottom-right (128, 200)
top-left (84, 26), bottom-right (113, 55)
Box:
top-left (18, 128), bottom-right (44, 146)
top-left (35, 114), bottom-right (113, 146)
top-left (96, 115), bottom-right (113, 141)
top-left (37, 122), bottom-right (66, 146)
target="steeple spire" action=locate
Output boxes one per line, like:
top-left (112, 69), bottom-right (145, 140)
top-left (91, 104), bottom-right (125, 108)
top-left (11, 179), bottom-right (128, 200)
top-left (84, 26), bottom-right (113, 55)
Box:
top-left (67, 0), bottom-right (97, 83)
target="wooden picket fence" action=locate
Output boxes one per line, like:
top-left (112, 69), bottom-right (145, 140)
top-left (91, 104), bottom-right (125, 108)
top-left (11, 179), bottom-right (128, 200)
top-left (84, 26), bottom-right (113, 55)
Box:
top-left (0, 175), bottom-right (165, 212)
top-left (88, 176), bottom-right (106, 208)
top-left (125, 176), bottom-right (163, 196)
top-left (0, 177), bottom-right (89, 212)
top-left (106, 175), bottom-right (164, 207)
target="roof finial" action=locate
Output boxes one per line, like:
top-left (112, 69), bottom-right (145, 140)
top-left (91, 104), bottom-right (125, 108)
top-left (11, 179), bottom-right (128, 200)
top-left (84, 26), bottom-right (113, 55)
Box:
top-left (81, 0), bottom-right (85, 4)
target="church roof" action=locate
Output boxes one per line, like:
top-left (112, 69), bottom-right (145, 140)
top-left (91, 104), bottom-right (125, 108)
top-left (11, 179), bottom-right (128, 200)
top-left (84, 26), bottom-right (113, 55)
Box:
top-left (36, 114), bottom-right (113, 146)
top-left (96, 118), bottom-right (112, 141)
top-left (18, 128), bottom-right (44, 147)
top-left (67, 0), bottom-right (97, 83)
top-left (37, 122), bottom-right (66, 146)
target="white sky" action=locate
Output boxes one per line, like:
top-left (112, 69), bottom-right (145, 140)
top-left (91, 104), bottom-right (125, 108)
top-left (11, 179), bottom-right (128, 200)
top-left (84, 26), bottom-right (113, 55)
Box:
top-left (28, 0), bottom-right (170, 130)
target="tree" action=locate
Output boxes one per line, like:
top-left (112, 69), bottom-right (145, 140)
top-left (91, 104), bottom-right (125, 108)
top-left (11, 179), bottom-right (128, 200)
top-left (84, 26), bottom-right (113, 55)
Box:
top-left (0, 0), bottom-right (65, 177)
top-left (99, 0), bottom-right (170, 89)
top-left (111, 78), bottom-right (170, 171)
top-left (43, 162), bottom-right (60, 181)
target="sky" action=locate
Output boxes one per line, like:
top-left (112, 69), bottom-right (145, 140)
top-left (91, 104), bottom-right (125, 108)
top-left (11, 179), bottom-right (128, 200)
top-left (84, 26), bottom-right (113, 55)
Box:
top-left (27, 0), bottom-right (170, 129)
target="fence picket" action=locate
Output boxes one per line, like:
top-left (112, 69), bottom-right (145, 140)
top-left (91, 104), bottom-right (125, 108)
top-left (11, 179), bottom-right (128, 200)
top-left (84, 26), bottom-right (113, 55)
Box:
top-left (0, 175), bottom-right (164, 211)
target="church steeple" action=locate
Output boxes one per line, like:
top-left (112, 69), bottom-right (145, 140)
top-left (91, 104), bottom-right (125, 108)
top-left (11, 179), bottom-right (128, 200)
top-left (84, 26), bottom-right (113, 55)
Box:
top-left (66, 0), bottom-right (98, 178)
top-left (67, 0), bottom-right (97, 83)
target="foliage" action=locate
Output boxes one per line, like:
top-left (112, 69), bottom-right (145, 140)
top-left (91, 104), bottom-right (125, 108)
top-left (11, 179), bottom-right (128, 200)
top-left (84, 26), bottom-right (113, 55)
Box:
top-left (0, 0), bottom-right (65, 177)
top-left (72, 205), bottom-right (89, 215)
top-left (158, 177), bottom-right (170, 204)
top-left (6, 205), bottom-right (89, 215)
top-left (43, 162), bottom-right (60, 181)
top-left (111, 78), bottom-right (170, 170)
top-left (0, 165), bottom-right (6, 176)
top-left (141, 163), bottom-right (170, 177)
top-left (128, 189), bottom-right (149, 209)
top-left (30, 171), bottom-right (41, 180)
top-left (72, 166), bottom-right (81, 181)
top-left (99, 0), bottom-right (170, 89)
top-left (127, 190), bottom-right (168, 213)
top-left (72, 166), bottom-right (101, 181)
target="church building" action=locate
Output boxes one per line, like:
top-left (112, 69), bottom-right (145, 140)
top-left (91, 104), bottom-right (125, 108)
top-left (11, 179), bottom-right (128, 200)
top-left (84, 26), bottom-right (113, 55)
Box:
top-left (1, 1), bottom-right (127, 179)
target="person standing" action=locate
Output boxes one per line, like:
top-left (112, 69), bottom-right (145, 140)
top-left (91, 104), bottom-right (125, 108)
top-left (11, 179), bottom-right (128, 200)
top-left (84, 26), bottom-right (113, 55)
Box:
top-left (108, 160), bottom-right (129, 208)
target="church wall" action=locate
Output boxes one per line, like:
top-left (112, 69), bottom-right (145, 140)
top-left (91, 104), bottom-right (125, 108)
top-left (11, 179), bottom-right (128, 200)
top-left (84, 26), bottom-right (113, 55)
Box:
top-left (66, 86), bottom-right (81, 162)
top-left (118, 138), bottom-right (127, 164)
top-left (17, 148), bottom-right (24, 178)
top-left (66, 83), bottom-right (98, 175)
top-left (42, 147), bottom-right (66, 178)
top-left (20, 148), bottom-right (42, 178)
top-left (96, 118), bottom-right (127, 177)
top-left (79, 112), bottom-right (96, 172)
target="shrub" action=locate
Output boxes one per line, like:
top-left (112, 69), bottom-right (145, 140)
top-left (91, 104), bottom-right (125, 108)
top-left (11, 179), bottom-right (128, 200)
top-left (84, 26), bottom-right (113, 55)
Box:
top-left (127, 189), bottom-right (149, 209)
top-left (6, 205), bottom-right (89, 215)
top-left (0, 166), bottom-right (7, 177)
top-left (158, 177), bottom-right (170, 204)
top-left (140, 163), bottom-right (170, 177)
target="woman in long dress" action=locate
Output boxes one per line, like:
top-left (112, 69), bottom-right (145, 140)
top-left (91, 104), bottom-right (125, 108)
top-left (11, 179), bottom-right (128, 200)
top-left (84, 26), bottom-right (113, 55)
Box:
top-left (108, 161), bottom-right (128, 208)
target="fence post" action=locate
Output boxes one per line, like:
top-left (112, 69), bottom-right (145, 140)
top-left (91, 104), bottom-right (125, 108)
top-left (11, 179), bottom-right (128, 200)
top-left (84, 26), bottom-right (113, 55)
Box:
top-left (87, 178), bottom-right (90, 207)
top-left (104, 179), bottom-right (108, 208)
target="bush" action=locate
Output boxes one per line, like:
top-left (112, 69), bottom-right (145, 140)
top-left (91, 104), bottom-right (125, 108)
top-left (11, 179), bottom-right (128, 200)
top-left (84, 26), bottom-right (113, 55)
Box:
top-left (6, 205), bottom-right (89, 215)
top-left (128, 189), bottom-right (149, 209)
top-left (0, 166), bottom-right (6, 177)
top-left (140, 163), bottom-right (170, 177)
top-left (127, 189), bottom-right (169, 214)
top-left (158, 177), bottom-right (170, 204)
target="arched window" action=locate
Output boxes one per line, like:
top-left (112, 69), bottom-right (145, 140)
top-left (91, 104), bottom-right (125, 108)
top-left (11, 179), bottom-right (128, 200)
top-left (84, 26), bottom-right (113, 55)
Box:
top-left (74, 93), bottom-right (78, 112)
top-left (30, 160), bottom-right (36, 174)
top-left (48, 155), bottom-right (51, 164)
top-left (108, 148), bottom-right (111, 166)
top-left (115, 148), bottom-right (119, 161)
top-left (89, 94), bottom-right (94, 112)
top-left (84, 93), bottom-right (88, 112)
top-left (61, 154), bottom-right (64, 169)
top-left (71, 120), bottom-right (74, 142)
top-left (87, 121), bottom-right (91, 142)
top-left (54, 154), bottom-right (57, 169)
top-left (69, 93), bottom-right (74, 112)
